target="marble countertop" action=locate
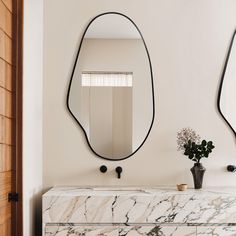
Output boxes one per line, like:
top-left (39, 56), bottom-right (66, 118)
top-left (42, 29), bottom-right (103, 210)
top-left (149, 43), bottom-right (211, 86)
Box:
top-left (43, 186), bottom-right (236, 197)
top-left (43, 186), bottom-right (236, 224)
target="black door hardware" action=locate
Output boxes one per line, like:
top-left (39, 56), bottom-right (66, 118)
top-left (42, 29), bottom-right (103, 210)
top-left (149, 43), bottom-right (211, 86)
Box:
top-left (8, 192), bottom-right (19, 202)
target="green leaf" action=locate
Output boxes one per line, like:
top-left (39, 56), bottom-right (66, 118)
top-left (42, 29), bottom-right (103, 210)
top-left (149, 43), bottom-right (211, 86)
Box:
top-left (189, 153), bottom-right (194, 159)
top-left (202, 140), bottom-right (207, 146)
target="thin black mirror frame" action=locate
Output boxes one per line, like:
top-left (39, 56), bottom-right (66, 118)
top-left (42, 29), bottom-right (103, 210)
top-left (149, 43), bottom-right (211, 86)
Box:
top-left (217, 29), bottom-right (236, 138)
top-left (66, 12), bottom-right (155, 161)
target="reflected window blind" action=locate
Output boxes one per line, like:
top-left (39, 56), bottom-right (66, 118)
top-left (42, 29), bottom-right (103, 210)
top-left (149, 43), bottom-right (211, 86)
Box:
top-left (81, 72), bottom-right (133, 87)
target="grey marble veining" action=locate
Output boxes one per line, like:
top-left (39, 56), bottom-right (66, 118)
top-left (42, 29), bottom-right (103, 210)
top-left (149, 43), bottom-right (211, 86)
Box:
top-left (197, 226), bottom-right (236, 235)
top-left (45, 225), bottom-right (197, 236)
top-left (45, 225), bottom-right (118, 236)
top-left (43, 187), bottom-right (236, 224)
top-left (119, 225), bottom-right (196, 236)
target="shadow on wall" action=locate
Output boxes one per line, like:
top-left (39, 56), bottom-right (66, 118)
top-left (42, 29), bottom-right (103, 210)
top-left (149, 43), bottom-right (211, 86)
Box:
top-left (30, 190), bottom-right (42, 236)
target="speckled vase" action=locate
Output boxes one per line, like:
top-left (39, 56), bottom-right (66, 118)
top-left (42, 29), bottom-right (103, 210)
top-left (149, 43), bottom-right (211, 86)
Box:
top-left (190, 163), bottom-right (206, 189)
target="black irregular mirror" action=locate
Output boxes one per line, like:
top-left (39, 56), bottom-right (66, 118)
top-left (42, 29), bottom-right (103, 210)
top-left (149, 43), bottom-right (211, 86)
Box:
top-left (218, 29), bottom-right (236, 137)
top-left (67, 12), bottom-right (155, 160)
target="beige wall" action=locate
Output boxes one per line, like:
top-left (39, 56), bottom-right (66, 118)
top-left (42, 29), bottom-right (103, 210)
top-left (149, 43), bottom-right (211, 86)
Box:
top-left (43, 0), bottom-right (236, 189)
top-left (24, 0), bottom-right (43, 235)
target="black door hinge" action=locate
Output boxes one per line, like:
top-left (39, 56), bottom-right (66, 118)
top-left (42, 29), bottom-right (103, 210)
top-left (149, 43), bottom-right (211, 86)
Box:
top-left (8, 193), bottom-right (19, 202)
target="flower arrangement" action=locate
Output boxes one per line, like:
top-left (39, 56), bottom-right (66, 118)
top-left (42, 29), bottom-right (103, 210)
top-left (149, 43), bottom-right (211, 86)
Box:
top-left (177, 128), bottom-right (215, 163)
top-left (177, 127), bottom-right (201, 151)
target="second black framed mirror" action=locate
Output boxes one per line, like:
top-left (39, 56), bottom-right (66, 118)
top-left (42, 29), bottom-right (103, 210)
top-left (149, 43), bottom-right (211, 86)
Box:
top-left (218, 29), bottom-right (236, 138)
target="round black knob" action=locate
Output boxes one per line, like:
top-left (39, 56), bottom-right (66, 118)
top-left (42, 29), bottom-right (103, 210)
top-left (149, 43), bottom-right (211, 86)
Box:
top-left (100, 165), bottom-right (107, 173)
top-left (115, 166), bottom-right (123, 179)
top-left (227, 165), bottom-right (236, 172)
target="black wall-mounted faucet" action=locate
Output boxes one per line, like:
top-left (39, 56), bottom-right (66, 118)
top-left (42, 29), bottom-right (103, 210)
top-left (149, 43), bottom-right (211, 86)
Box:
top-left (115, 166), bottom-right (122, 179)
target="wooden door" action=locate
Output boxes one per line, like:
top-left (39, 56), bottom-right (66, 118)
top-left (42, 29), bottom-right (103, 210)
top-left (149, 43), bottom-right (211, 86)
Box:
top-left (0, 0), bottom-right (22, 235)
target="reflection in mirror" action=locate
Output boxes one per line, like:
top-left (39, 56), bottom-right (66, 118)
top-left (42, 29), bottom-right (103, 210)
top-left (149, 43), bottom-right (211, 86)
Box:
top-left (67, 13), bottom-right (154, 160)
top-left (218, 30), bottom-right (236, 137)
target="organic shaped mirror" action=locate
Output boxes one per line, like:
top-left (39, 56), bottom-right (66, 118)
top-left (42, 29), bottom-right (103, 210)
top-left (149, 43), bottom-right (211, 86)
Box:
top-left (218, 29), bottom-right (236, 137)
top-left (67, 12), bottom-right (155, 160)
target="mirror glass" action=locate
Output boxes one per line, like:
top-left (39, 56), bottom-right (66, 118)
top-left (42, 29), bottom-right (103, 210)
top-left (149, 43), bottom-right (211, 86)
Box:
top-left (219, 30), bottom-right (236, 137)
top-left (67, 13), bottom-right (154, 160)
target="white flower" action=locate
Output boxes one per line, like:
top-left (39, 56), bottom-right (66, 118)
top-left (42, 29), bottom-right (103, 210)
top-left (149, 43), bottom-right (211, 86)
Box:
top-left (177, 127), bottom-right (201, 151)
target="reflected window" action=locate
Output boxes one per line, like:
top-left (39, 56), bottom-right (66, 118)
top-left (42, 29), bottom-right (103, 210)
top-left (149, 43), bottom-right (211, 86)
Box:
top-left (81, 72), bottom-right (133, 87)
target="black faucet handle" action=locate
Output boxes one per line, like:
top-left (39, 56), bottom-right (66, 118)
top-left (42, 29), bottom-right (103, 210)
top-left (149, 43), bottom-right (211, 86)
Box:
top-left (100, 165), bottom-right (107, 173)
top-left (115, 166), bottom-right (122, 179)
top-left (227, 165), bottom-right (236, 172)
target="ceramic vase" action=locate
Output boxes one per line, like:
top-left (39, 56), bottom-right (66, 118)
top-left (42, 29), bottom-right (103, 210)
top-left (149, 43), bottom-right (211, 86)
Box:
top-left (190, 162), bottom-right (206, 189)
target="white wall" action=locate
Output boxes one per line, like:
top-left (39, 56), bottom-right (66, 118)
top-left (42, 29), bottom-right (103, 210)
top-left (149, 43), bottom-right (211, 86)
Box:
top-left (43, 0), bottom-right (236, 190)
top-left (23, 0), bottom-right (43, 235)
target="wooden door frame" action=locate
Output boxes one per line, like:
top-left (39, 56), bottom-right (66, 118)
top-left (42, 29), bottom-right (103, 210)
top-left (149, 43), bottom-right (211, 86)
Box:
top-left (12, 0), bottom-right (23, 235)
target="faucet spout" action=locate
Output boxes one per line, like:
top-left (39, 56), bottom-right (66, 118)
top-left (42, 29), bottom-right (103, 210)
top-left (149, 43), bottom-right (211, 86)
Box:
top-left (115, 166), bottom-right (122, 179)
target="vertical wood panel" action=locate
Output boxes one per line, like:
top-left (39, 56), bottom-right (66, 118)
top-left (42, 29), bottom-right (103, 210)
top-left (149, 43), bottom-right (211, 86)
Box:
top-left (5, 118), bottom-right (11, 145)
top-left (5, 63), bottom-right (11, 91)
top-left (2, 0), bottom-right (12, 13)
top-left (0, 116), bottom-right (5, 144)
top-left (5, 9), bottom-right (11, 37)
top-left (0, 144), bottom-right (11, 172)
top-left (0, 117), bottom-right (12, 145)
top-left (0, 88), bottom-right (12, 117)
top-left (0, 206), bottom-right (11, 225)
top-left (0, 88), bottom-right (5, 115)
top-left (0, 1), bottom-right (14, 234)
top-left (0, 60), bottom-right (12, 91)
top-left (4, 36), bottom-right (11, 64)
top-left (0, 218), bottom-right (11, 236)
top-left (5, 90), bottom-right (11, 118)
top-left (0, 171), bottom-right (11, 200)
top-left (0, 59), bottom-right (5, 87)
top-left (0, 1), bottom-right (6, 31)
top-left (0, 33), bottom-right (12, 64)
top-left (0, 0), bottom-right (12, 37)
top-left (0, 30), bottom-right (5, 59)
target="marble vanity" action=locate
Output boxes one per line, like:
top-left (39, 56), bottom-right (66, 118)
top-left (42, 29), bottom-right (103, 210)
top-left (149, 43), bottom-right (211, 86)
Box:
top-left (43, 187), bottom-right (236, 235)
